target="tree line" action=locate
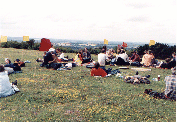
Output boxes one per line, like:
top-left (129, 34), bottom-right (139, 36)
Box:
top-left (0, 40), bottom-right (176, 60)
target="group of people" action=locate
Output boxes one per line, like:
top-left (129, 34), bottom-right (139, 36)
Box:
top-left (37, 44), bottom-right (176, 74)
top-left (0, 44), bottom-right (176, 101)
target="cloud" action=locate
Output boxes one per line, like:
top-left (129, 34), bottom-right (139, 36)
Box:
top-left (126, 2), bottom-right (150, 9)
top-left (127, 15), bottom-right (150, 22)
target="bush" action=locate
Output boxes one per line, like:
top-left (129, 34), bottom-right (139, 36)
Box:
top-left (0, 40), bottom-right (40, 50)
top-left (136, 43), bottom-right (176, 59)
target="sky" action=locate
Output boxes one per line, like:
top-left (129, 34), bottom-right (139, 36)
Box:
top-left (0, 0), bottom-right (176, 43)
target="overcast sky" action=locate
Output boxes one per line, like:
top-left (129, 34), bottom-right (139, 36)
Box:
top-left (0, 0), bottom-right (176, 43)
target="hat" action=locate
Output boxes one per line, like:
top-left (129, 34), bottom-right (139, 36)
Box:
top-left (5, 58), bottom-right (9, 61)
top-left (16, 59), bottom-right (20, 62)
top-left (49, 48), bottom-right (55, 52)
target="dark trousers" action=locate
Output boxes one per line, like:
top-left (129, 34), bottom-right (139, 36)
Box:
top-left (116, 57), bottom-right (130, 65)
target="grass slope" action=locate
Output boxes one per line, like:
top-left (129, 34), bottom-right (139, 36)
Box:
top-left (0, 48), bottom-right (176, 121)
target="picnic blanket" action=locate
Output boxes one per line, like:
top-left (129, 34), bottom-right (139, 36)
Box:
top-left (131, 68), bottom-right (151, 71)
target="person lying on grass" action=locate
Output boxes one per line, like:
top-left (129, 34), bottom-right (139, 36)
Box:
top-left (91, 62), bottom-right (107, 77)
top-left (144, 67), bottom-right (176, 101)
top-left (4, 58), bottom-right (22, 72)
top-left (0, 65), bottom-right (19, 98)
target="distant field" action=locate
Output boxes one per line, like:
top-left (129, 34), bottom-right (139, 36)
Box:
top-left (0, 48), bottom-right (175, 121)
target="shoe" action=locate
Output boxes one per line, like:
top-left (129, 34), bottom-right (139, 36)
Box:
top-left (146, 75), bottom-right (150, 78)
top-left (24, 60), bottom-right (31, 63)
top-left (12, 80), bottom-right (17, 85)
top-left (12, 85), bottom-right (20, 92)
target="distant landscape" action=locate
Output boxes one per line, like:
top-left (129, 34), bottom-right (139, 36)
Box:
top-left (5, 37), bottom-right (176, 50)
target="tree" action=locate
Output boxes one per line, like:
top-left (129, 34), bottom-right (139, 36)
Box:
top-left (27, 39), bottom-right (35, 49)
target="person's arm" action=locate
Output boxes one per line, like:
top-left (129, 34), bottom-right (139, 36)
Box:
top-left (79, 54), bottom-right (83, 61)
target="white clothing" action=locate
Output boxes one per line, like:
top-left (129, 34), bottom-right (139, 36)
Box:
top-left (48, 48), bottom-right (55, 52)
top-left (59, 53), bottom-right (64, 59)
top-left (4, 67), bottom-right (14, 74)
top-left (98, 53), bottom-right (106, 66)
top-left (0, 71), bottom-right (15, 98)
top-left (116, 53), bottom-right (129, 62)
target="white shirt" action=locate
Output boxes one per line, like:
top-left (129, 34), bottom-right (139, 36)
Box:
top-left (116, 53), bottom-right (129, 62)
top-left (0, 71), bottom-right (15, 97)
top-left (98, 53), bottom-right (106, 66)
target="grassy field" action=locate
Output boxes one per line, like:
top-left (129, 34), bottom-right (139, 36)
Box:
top-left (0, 48), bottom-right (176, 121)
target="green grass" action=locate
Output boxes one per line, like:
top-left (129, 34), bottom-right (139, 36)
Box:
top-left (0, 48), bottom-right (176, 121)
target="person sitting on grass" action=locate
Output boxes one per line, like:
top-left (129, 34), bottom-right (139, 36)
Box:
top-left (129, 51), bottom-right (141, 66)
top-left (82, 48), bottom-right (92, 63)
top-left (40, 51), bottom-right (54, 67)
top-left (144, 67), bottom-right (176, 101)
top-left (46, 51), bottom-right (63, 70)
top-left (116, 50), bottom-right (129, 65)
top-left (164, 67), bottom-right (176, 100)
top-left (142, 50), bottom-right (155, 67)
top-left (48, 44), bottom-right (55, 52)
top-left (157, 52), bottom-right (176, 69)
top-left (4, 58), bottom-right (22, 72)
top-left (0, 65), bottom-right (19, 98)
top-left (91, 62), bottom-right (107, 77)
top-left (98, 49), bottom-right (106, 68)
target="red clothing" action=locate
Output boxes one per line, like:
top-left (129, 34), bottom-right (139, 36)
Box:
top-left (91, 68), bottom-right (107, 77)
top-left (79, 54), bottom-right (83, 61)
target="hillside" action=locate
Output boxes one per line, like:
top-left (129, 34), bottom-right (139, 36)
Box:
top-left (0, 48), bottom-right (175, 121)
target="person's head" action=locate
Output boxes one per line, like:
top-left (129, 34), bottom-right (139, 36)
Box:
top-left (172, 52), bottom-right (176, 57)
top-left (101, 49), bottom-right (106, 54)
top-left (0, 65), bottom-right (5, 72)
top-left (148, 50), bottom-right (152, 54)
top-left (121, 50), bottom-right (125, 54)
top-left (79, 49), bottom-right (83, 54)
top-left (108, 49), bottom-right (112, 54)
top-left (133, 51), bottom-right (137, 55)
top-left (144, 50), bottom-right (147, 54)
top-left (94, 62), bottom-right (100, 69)
top-left (111, 49), bottom-right (115, 53)
top-left (103, 46), bottom-right (107, 51)
top-left (172, 67), bottom-right (176, 75)
top-left (51, 44), bottom-right (53, 48)
top-left (14, 59), bottom-right (20, 63)
top-left (85, 47), bottom-right (88, 52)
top-left (56, 48), bottom-right (60, 53)
top-left (5, 58), bottom-right (11, 64)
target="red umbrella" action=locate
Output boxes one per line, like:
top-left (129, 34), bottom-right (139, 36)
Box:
top-left (39, 38), bottom-right (51, 51)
